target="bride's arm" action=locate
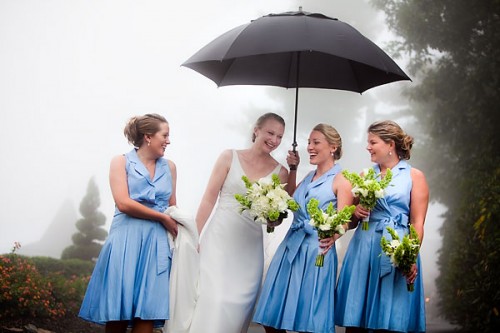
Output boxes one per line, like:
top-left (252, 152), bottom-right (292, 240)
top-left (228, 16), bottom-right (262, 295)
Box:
top-left (196, 150), bottom-right (231, 235)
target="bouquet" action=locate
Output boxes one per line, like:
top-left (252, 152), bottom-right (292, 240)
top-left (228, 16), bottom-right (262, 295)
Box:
top-left (307, 198), bottom-right (355, 267)
top-left (342, 168), bottom-right (392, 230)
top-left (235, 174), bottom-right (299, 233)
top-left (380, 225), bottom-right (421, 291)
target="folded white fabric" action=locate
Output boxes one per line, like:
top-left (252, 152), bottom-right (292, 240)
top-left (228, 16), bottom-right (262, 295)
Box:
top-left (164, 206), bottom-right (199, 333)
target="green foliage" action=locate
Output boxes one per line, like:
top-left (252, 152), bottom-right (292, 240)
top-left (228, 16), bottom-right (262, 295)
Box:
top-left (306, 199), bottom-right (355, 239)
top-left (372, 0), bottom-right (500, 330)
top-left (30, 256), bottom-right (95, 278)
top-left (380, 225), bottom-right (420, 275)
top-left (0, 253), bottom-right (91, 319)
top-left (62, 177), bottom-right (108, 261)
top-left (342, 168), bottom-right (393, 209)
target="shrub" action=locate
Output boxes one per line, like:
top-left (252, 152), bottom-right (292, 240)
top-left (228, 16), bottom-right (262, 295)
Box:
top-left (0, 254), bottom-right (92, 319)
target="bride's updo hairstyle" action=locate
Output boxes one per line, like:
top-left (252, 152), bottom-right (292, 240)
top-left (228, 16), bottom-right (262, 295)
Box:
top-left (313, 123), bottom-right (343, 160)
top-left (124, 113), bottom-right (168, 148)
top-left (368, 120), bottom-right (414, 160)
top-left (252, 112), bottom-right (285, 142)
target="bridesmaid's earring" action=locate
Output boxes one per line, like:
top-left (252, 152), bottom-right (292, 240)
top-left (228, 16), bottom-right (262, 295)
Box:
top-left (389, 151), bottom-right (392, 156)
top-left (147, 141), bottom-right (151, 147)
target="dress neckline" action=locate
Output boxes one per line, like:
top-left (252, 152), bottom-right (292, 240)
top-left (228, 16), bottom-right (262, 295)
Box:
top-left (233, 150), bottom-right (280, 182)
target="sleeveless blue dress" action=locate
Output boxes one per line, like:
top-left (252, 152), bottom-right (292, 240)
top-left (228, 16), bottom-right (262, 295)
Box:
top-left (335, 160), bottom-right (425, 332)
top-left (79, 149), bottom-right (172, 327)
top-left (253, 164), bottom-right (342, 333)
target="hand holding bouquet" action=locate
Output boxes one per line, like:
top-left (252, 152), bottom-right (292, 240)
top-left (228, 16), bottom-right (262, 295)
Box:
top-left (380, 225), bottom-right (421, 291)
top-left (235, 174), bottom-right (299, 233)
top-left (342, 168), bottom-right (392, 230)
top-left (307, 198), bottom-right (355, 267)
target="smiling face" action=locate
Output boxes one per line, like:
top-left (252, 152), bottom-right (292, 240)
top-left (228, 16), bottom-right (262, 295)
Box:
top-left (366, 132), bottom-right (393, 164)
top-left (307, 130), bottom-right (336, 166)
top-left (146, 122), bottom-right (170, 158)
top-left (253, 118), bottom-right (284, 153)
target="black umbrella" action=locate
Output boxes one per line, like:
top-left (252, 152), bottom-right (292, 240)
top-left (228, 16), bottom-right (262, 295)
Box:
top-left (182, 9), bottom-right (410, 151)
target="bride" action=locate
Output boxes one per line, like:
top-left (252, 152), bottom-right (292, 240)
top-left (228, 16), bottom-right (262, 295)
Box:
top-left (188, 113), bottom-right (290, 333)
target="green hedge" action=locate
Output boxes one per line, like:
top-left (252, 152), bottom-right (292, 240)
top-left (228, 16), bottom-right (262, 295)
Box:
top-left (0, 254), bottom-right (92, 319)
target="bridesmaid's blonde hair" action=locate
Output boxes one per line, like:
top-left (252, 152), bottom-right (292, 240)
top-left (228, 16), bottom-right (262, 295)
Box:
top-left (313, 123), bottom-right (343, 160)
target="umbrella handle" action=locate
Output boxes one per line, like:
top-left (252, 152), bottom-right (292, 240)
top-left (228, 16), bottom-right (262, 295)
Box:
top-left (289, 144), bottom-right (298, 170)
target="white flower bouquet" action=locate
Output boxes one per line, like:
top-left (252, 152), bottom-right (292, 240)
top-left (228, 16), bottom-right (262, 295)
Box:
top-left (342, 168), bottom-right (392, 230)
top-left (380, 225), bottom-right (421, 291)
top-left (235, 174), bottom-right (299, 233)
top-left (306, 198), bottom-right (355, 267)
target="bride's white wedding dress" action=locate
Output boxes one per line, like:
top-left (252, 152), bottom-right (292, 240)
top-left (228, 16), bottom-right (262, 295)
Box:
top-left (189, 150), bottom-right (281, 333)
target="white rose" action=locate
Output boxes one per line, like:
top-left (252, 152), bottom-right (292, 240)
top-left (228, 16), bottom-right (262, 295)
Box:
top-left (336, 225), bottom-right (345, 235)
top-left (375, 189), bottom-right (385, 198)
top-left (319, 224), bottom-right (331, 231)
top-left (390, 239), bottom-right (400, 248)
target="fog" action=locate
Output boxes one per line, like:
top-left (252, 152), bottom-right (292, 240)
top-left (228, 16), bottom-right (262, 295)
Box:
top-left (0, 0), bottom-right (445, 319)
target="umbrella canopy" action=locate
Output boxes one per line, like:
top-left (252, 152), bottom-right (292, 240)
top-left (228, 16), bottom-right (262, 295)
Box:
top-left (182, 9), bottom-right (410, 149)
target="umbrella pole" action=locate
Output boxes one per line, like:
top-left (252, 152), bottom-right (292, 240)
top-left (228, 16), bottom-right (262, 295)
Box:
top-left (292, 51), bottom-right (300, 152)
top-left (290, 52), bottom-right (300, 170)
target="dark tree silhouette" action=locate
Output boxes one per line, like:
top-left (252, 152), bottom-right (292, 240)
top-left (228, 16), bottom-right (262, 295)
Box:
top-left (61, 178), bottom-right (108, 261)
top-left (372, 0), bottom-right (500, 331)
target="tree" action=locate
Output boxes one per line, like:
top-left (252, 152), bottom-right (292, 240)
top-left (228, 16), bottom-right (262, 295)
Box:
top-left (61, 178), bottom-right (108, 261)
top-left (371, 0), bottom-right (500, 331)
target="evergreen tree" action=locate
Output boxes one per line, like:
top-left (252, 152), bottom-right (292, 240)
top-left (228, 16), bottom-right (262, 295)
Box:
top-left (61, 178), bottom-right (108, 261)
top-left (371, 1), bottom-right (500, 331)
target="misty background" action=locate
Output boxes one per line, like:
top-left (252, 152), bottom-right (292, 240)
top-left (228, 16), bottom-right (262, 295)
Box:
top-left (0, 0), bottom-right (446, 322)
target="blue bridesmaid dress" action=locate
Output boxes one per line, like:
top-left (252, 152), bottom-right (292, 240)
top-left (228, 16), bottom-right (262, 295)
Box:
top-left (79, 149), bottom-right (173, 328)
top-left (253, 164), bottom-right (342, 333)
top-left (335, 160), bottom-right (425, 332)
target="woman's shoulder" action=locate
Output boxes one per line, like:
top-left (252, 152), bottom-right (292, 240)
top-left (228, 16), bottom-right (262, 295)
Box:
top-left (110, 154), bottom-right (126, 167)
top-left (410, 167), bottom-right (427, 181)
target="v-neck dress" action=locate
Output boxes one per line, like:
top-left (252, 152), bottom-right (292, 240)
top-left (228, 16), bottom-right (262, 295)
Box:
top-left (189, 150), bottom-right (281, 333)
top-left (335, 160), bottom-right (425, 332)
top-left (79, 149), bottom-right (173, 327)
top-left (253, 164), bottom-right (342, 333)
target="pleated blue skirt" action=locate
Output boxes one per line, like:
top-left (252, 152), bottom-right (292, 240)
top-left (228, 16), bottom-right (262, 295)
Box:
top-left (79, 214), bottom-right (171, 327)
top-left (253, 229), bottom-right (337, 333)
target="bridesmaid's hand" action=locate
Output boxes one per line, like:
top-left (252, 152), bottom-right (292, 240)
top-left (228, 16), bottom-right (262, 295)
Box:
top-left (354, 204), bottom-right (370, 221)
top-left (286, 150), bottom-right (300, 170)
top-left (319, 237), bottom-right (335, 255)
top-left (162, 214), bottom-right (178, 238)
top-left (405, 263), bottom-right (418, 284)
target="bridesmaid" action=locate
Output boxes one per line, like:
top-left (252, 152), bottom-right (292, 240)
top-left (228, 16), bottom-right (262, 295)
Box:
top-left (335, 120), bottom-right (429, 333)
top-left (79, 114), bottom-right (178, 333)
top-left (253, 123), bottom-right (353, 333)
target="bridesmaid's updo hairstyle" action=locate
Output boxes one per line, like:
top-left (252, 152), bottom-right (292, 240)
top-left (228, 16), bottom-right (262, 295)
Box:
top-left (313, 123), bottom-right (343, 160)
top-left (252, 112), bottom-right (285, 142)
top-left (124, 113), bottom-right (168, 147)
top-left (368, 120), bottom-right (413, 160)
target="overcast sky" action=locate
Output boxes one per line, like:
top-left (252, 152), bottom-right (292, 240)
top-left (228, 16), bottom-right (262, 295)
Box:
top-left (0, 1), bottom-right (445, 301)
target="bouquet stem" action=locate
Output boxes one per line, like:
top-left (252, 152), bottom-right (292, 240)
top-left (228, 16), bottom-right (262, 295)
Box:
top-left (361, 215), bottom-right (370, 231)
top-left (267, 226), bottom-right (275, 233)
top-left (315, 253), bottom-right (324, 267)
top-left (407, 282), bottom-right (415, 292)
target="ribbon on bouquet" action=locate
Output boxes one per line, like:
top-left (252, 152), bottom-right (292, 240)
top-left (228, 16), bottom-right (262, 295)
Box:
top-left (374, 213), bottom-right (409, 278)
